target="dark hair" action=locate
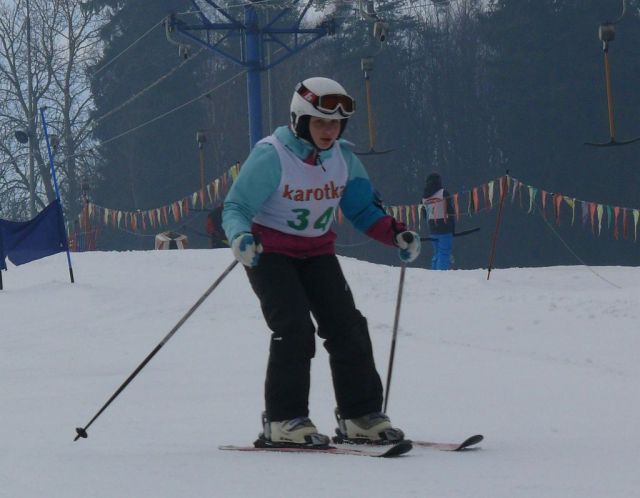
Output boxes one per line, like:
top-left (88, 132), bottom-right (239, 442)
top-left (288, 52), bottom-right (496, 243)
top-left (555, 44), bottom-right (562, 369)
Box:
top-left (423, 172), bottom-right (443, 197)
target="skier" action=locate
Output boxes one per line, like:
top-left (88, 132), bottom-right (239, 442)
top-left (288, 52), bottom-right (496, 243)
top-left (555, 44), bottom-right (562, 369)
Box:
top-left (421, 172), bottom-right (455, 270)
top-left (222, 77), bottom-right (420, 448)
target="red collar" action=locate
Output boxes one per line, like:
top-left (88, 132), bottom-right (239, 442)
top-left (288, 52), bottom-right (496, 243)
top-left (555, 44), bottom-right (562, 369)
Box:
top-left (304, 150), bottom-right (318, 165)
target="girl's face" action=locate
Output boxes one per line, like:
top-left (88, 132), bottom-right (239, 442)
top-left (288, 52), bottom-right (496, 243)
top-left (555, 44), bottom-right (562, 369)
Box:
top-left (308, 117), bottom-right (341, 149)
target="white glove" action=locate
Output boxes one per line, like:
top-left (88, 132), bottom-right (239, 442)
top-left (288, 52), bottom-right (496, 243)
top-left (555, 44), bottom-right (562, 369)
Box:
top-left (396, 231), bottom-right (421, 263)
top-left (231, 233), bottom-right (263, 267)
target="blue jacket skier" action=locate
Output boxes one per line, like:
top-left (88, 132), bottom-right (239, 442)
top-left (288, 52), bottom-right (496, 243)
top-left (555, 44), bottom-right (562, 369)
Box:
top-left (422, 172), bottom-right (455, 270)
top-left (223, 77), bottom-right (420, 448)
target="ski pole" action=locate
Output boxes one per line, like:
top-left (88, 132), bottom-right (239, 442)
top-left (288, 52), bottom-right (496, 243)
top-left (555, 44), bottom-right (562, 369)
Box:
top-left (74, 259), bottom-right (239, 441)
top-left (383, 235), bottom-right (411, 414)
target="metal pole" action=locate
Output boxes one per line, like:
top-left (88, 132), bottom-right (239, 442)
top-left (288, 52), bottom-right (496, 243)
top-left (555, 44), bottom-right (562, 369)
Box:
top-left (199, 148), bottom-right (205, 193)
top-left (266, 11), bottom-right (273, 134)
top-left (364, 76), bottom-right (376, 150)
top-left (383, 231), bottom-right (417, 413)
top-left (40, 107), bottom-right (75, 283)
top-left (603, 47), bottom-right (616, 141)
top-left (196, 130), bottom-right (207, 193)
top-left (245, 4), bottom-right (263, 148)
top-left (74, 259), bottom-right (239, 441)
top-left (487, 175), bottom-right (508, 280)
top-left (383, 263), bottom-right (407, 414)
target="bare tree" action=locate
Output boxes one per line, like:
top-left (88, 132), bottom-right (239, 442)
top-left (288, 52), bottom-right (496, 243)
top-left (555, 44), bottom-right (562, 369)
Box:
top-left (0, 0), bottom-right (53, 218)
top-left (42, 0), bottom-right (107, 220)
top-left (0, 0), bottom-right (104, 221)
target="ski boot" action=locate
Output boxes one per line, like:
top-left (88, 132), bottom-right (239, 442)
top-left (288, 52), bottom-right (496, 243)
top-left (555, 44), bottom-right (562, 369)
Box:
top-left (254, 412), bottom-right (331, 449)
top-left (333, 408), bottom-right (406, 445)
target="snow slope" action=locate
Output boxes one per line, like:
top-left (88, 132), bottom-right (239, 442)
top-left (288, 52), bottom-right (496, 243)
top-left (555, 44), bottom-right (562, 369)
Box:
top-left (2, 250), bottom-right (639, 498)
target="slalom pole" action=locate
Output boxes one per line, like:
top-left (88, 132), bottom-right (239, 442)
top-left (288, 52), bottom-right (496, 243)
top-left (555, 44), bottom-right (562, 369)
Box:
top-left (487, 174), bottom-right (508, 280)
top-left (40, 107), bottom-right (74, 283)
top-left (74, 259), bottom-right (239, 441)
top-left (383, 230), bottom-right (415, 414)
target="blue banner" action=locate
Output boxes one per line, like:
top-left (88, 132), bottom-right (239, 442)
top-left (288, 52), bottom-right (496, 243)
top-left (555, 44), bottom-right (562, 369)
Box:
top-left (0, 200), bottom-right (68, 268)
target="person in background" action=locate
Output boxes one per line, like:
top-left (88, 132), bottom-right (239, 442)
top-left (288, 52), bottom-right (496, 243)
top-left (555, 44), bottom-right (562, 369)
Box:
top-left (222, 76), bottom-right (420, 448)
top-left (422, 172), bottom-right (455, 270)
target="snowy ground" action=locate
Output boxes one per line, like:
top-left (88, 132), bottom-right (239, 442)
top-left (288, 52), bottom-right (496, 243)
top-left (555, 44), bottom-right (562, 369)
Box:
top-left (2, 249), bottom-right (639, 498)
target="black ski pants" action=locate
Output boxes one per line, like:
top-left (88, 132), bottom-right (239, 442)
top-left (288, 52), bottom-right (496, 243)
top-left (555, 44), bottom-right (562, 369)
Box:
top-left (246, 253), bottom-right (383, 422)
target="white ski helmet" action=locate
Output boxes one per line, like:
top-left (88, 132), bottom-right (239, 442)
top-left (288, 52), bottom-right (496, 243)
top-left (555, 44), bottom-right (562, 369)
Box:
top-left (290, 77), bottom-right (355, 137)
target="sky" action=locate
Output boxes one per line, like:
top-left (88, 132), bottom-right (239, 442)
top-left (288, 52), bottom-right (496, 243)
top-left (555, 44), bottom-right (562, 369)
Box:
top-left (2, 249), bottom-right (640, 497)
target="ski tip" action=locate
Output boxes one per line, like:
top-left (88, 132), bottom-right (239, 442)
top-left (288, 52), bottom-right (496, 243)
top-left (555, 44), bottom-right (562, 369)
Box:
top-left (457, 434), bottom-right (484, 450)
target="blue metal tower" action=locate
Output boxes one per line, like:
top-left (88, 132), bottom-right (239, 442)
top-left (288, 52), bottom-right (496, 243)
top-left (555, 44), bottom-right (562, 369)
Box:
top-left (167, 0), bottom-right (336, 148)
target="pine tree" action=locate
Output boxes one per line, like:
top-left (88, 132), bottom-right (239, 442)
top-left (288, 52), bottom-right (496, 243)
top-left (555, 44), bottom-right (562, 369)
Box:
top-left (87, 0), bottom-right (212, 248)
top-left (479, 0), bottom-right (640, 266)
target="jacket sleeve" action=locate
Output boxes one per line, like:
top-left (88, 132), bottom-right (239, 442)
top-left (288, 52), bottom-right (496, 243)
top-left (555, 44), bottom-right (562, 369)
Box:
top-left (222, 144), bottom-right (281, 243)
top-left (339, 147), bottom-right (405, 246)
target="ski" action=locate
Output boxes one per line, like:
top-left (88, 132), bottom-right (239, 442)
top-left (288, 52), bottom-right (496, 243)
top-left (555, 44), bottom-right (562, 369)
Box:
top-left (219, 440), bottom-right (412, 458)
top-left (412, 434), bottom-right (483, 451)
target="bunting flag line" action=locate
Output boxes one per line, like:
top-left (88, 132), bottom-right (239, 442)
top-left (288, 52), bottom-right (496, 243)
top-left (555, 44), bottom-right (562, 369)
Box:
top-left (80, 162), bottom-right (240, 234)
top-left (379, 175), bottom-right (640, 242)
top-left (80, 167), bottom-right (640, 244)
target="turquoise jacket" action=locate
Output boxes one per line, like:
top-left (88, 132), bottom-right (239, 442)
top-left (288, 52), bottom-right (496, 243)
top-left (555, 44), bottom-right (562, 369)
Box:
top-left (222, 126), bottom-right (388, 245)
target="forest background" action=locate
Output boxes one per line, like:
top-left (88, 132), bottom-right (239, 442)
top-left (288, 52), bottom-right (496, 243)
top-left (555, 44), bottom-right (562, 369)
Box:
top-left (1, 0), bottom-right (639, 269)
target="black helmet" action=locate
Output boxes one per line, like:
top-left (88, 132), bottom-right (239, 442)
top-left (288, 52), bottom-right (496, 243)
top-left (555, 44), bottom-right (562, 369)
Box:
top-left (426, 173), bottom-right (442, 188)
top-left (424, 173), bottom-right (443, 197)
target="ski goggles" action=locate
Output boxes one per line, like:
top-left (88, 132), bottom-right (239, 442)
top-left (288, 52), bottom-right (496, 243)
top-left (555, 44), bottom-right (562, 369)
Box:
top-left (295, 83), bottom-right (355, 117)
